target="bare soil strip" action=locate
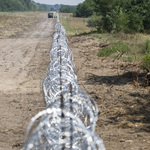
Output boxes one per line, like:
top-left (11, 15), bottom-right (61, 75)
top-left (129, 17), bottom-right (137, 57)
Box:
top-left (0, 13), bottom-right (56, 150)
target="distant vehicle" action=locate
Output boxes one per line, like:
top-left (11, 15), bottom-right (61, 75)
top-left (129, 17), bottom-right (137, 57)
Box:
top-left (48, 13), bottom-right (53, 18)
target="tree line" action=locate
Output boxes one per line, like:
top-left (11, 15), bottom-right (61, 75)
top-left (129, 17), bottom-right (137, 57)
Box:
top-left (74, 0), bottom-right (150, 33)
top-left (49, 4), bottom-right (62, 11)
top-left (0, 0), bottom-right (61, 12)
top-left (59, 5), bottom-right (76, 13)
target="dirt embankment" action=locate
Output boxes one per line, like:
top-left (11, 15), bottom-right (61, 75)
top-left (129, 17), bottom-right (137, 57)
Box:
top-left (0, 13), bottom-right (56, 149)
top-left (68, 35), bottom-right (150, 150)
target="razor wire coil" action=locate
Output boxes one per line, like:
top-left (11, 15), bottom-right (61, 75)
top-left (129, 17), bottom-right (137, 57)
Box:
top-left (24, 14), bottom-right (106, 150)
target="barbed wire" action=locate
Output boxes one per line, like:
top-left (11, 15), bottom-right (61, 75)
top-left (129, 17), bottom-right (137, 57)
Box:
top-left (24, 14), bottom-right (106, 150)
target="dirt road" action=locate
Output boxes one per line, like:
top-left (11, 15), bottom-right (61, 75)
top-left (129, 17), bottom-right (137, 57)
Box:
top-left (0, 13), bottom-right (56, 149)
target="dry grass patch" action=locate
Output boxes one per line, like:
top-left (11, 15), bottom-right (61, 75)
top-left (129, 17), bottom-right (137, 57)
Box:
top-left (113, 32), bottom-right (150, 47)
top-left (0, 12), bottom-right (43, 38)
top-left (59, 13), bottom-right (94, 35)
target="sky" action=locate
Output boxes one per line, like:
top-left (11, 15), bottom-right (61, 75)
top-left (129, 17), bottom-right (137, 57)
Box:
top-left (33, 0), bottom-right (85, 5)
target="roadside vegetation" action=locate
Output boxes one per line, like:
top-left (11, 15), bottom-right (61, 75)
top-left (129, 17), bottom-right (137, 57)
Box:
top-left (60, 0), bottom-right (150, 74)
top-left (60, 13), bottom-right (150, 64)
top-left (59, 5), bottom-right (76, 13)
top-left (74, 0), bottom-right (150, 33)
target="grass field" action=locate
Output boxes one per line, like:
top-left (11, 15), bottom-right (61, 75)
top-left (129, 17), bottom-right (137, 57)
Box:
top-left (0, 12), bottom-right (44, 38)
top-left (59, 13), bottom-right (95, 35)
top-left (59, 13), bottom-right (150, 66)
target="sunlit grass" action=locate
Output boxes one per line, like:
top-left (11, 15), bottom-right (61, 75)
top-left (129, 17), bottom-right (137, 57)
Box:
top-left (59, 13), bottom-right (94, 35)
top-left (89, 31), bottom-right (150, 62)
top-left (0, 12), bottom-right (42, 38)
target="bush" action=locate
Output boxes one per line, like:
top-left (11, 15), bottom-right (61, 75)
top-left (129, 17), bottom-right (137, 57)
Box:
top-left (87, 13), bottom-right (102, 32)
top-left (145, 39), bottom-right (150, 53)
top-left (87, 8), bottom-right (130, 33)
top-left (75, 0), bottom-right (94, 18)
top-left (140, 39), bottom-right (150, 54)
top-left (73, 12), bottom-right (76, 17)
top-left (59, 5), bottom-right (76, 13)
top-left (141, 39), bottom-right (150, 71)
top-left (142, 53), bottom-right (150, 71)
top-left (100, 7), bottom-right (130, 33)
top-left (98, 41), bottom-right (130, 57)
top-left (92, 0), bottom-right (150, 33)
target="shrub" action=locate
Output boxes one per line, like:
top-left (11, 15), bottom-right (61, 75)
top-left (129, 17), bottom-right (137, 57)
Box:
top-left (87, 7), bottom-right (130, 33)
top-left (142, 53), bottom-right (150, 71)
top-left (73, 12), bottom-right (76, 17)
top-left (145, 39), bottom-right (150, 53)
top-left (87, 13), bottom-right (102, 32)
top-left (141, 39), bottom-right (150, 71)
top-left (98, 41), bottom-right (130, 57)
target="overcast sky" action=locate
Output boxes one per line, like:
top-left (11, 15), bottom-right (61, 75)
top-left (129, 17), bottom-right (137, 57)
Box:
top-left (33, 0), bottom-right (85, 5)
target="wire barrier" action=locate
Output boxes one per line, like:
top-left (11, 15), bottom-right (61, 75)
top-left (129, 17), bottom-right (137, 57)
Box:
top-left (24, 14), bottom-right (106, 150)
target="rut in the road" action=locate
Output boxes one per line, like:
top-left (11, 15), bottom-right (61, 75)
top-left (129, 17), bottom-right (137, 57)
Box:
top-left (24, 14), bottom-right (105, 150)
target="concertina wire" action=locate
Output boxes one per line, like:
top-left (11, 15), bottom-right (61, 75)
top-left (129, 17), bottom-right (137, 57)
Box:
top-left (24, 13), bottom-right (106, 150)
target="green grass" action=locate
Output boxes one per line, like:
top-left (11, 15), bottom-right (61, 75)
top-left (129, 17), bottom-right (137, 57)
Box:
top-left (142, 53), bottom-right (150, 71)
top-left (123, 56), bottom-right (134, 62)
top-left (145, 39), bottom-right (150, 53)
top-left (92, 34), bottom-right (102, 39)
top-left (98, 41), bottom-right (130, 57)
top-left (89, 32), bottom-right (150, 63)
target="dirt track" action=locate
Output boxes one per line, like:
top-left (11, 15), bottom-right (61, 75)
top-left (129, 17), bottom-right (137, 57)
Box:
top-left (0, 13), bottom-right (56, 149)
top-left (0, 12), bottom-right (150, 150)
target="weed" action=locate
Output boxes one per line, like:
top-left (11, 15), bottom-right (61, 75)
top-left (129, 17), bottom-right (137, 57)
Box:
top-left (145, 39), bottom-right (150, 53)
top-left (98, 41), bottom-right (130, 58)
top-left (123, 56), bottom-right (134, 62)
top-left (92, 34), bottom-right (102, 39)
top-left (140, 39), bottom-right (150, 71)
top-left (141, 53), bottom-right (150, 71)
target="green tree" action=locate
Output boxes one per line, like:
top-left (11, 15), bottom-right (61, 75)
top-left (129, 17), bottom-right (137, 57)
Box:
top-left (60, 5), bottom-right (76, 13)
top-left (92, 0), bottom-right (150, 32)
top-left (75, 0), bottom-right (94, 17)
top-left (0, 0), bottom-right (55, 12)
